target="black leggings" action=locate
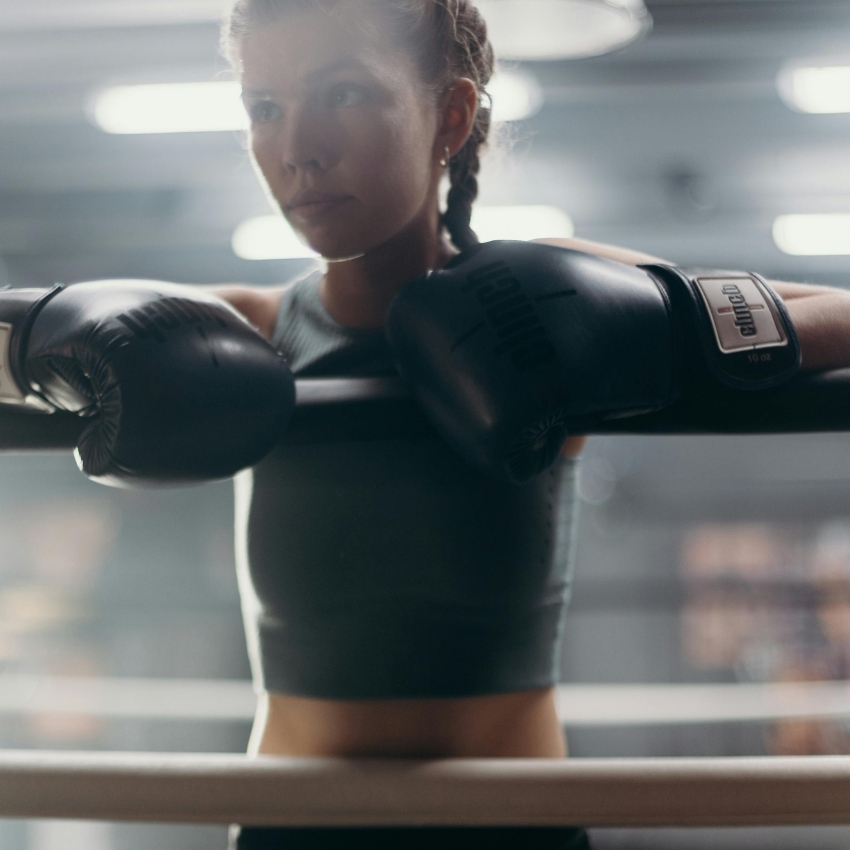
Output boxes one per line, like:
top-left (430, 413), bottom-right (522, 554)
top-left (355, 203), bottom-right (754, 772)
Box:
top-left (229, 826), bottom-right (593, 849)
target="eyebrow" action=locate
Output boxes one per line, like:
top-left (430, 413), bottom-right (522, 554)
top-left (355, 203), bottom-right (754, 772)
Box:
top-left (304, 56), bottom-right (368, 83)
top-left (242, 56), bottom-right (369, 98)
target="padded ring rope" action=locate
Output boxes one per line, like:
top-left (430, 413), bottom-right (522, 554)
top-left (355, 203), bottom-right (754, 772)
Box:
top-left (5, 677), bottom-right (850, 726)
top-left (292, 372), bottom-right (850, 432)
top-left (5, 370), bottom-right (850, 453)
top-left (3, 378), bottom-right (848, 829)
top-left (2, 751), bottom-right (850, 828)
top-left (286, 372), bottom-right (850, 444)
top-left (275, 370), bottom-right (850, 439)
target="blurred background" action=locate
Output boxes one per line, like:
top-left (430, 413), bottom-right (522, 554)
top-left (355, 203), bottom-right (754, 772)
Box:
top-left (3, 0), bottom-right (850, 847)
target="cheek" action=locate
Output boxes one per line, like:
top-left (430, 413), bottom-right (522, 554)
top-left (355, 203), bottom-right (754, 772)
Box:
top-left (345, 106), bottom-right (435, 213)
top-left (249, 131), bottom-right (281, 190)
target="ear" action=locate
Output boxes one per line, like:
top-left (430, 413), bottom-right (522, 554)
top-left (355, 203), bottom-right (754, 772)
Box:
top-left (435, 77), bottom-right (479, 161)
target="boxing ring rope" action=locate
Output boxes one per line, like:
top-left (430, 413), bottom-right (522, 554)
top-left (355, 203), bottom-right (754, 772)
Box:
top-left (6, 376), bottom-right (850, 831)
top-left (7, 675), bottom-right (850, 727)
top-left (2, 750), bottom-right (850, 828)
top-left (12, 370), bottom-right (850, 454)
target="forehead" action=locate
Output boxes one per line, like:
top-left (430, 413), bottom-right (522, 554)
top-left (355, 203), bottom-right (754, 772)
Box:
top-left (237, 2), bottom-right (413, 92)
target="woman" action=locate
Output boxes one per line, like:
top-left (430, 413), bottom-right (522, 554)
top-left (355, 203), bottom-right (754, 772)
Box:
top-left (210, 0), bottom-right (850, 847)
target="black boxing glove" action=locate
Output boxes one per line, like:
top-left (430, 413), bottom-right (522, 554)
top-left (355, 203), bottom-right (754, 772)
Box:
top-left (0, 281), bottom-right (295, 486)
top-left (385, 240), bottom-right (800, 484)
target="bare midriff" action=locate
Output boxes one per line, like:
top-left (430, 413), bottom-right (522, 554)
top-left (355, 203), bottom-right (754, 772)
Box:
top-left (251, 687), bottom-right (566, 759)
top-left (244, 426), bottom-right (582, 762)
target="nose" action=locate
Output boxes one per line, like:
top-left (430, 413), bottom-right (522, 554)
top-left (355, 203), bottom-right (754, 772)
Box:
top-left (277, 104), bottom-right (338, 174)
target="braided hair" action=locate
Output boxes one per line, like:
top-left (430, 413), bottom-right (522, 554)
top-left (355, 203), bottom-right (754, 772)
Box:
top-left (223, 0), bottom-right (495, 253)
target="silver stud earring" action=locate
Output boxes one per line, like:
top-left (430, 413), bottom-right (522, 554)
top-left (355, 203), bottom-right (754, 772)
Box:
top-left (439, 146), bottom-right (450, 168)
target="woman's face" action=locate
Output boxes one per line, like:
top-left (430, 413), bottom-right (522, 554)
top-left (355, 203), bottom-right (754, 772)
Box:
top-left (238, 2), bottom-right (443, 260)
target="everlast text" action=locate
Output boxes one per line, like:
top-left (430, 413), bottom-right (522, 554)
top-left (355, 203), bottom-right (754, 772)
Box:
top-left (462, 261), bottom-right (558, 372)
top-left (721, 283), bottom-right (757, 338)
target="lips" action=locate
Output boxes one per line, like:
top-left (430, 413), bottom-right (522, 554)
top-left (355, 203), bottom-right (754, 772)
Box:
top-left (285, 192), bottom-right (354, 219)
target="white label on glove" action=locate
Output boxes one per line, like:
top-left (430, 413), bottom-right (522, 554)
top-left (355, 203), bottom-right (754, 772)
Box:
top-left (0, 323), bottom-right (25, 404)
top-left (695, 276), bottom-right (785, 353)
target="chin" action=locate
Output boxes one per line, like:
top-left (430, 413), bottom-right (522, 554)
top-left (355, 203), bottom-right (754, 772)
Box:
top-left (319, 236), bottom-right (367, 260)
top-left (309, 230), bottom-right (386, 263)
top-left (312, 242), bottom-right (366, 262)
top-left (305, 211), bottom-right (418, 262)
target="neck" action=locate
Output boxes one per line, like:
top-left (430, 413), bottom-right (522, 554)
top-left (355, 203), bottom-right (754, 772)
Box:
top-left (320, 212), bottom-right (458, 330)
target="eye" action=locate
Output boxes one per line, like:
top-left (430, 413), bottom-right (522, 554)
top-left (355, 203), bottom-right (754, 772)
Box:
top-left (328, 83), bottom-right (368, 109)
top-left (248, 100), bottom-right (281, 125)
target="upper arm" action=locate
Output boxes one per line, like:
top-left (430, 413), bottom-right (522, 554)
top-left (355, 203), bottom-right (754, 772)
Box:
top-left (768, 280), bottom-right (845, 301)
top-left (205, 284), bottom-right (289, 342)
top-left (532, 237), bottom-right (672, 268)
top-left (561, 435), bottom-right (588, 458)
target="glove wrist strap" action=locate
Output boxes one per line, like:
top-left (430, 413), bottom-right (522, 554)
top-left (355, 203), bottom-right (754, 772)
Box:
top-left (641, 265), bottom-right (801, 390)
top-left (0, 285), bottom-right (65, 408)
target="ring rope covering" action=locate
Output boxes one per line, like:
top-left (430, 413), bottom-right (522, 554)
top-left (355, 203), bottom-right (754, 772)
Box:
top-left (2, 751), bottom-right (850, 828)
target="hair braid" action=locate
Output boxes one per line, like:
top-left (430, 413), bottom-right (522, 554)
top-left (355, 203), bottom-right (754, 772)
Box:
top-left (430, 0), bottom-right (494, 252)
top-left (443, 93), bottom-right (491, 252)
top-left (223, 0), bottom-right (496, 253)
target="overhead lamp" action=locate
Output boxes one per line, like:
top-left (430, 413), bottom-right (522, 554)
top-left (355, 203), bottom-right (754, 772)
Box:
top-left (777, 65), bottom-right (850, 114)
top-left (489, 70), bottom-right (544, 122)
top-left (233, 206), bottom-right (574, 261)
top-left (476, 0), bottom-right (652, 61)
top-left (0, 1), bottom-right (222, 32)
top-left (92, 71), bottom-right (541, 136)
top-left (773, 214), bottom-right (850, 256)
top-left (91, 82), bottom-right (246, 135)
top-left (233, 216), bottom-right (319, 261)
top-left (471, 206), bottom-right (574, 242)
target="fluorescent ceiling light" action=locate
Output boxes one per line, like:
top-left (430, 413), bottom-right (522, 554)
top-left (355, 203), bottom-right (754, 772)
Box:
top-left (234, 206), bottom-right (573, 261)
top-left (5, 675), bottom-right (850, 726)
top-left (233, 216), bottom-right (319, 261)
top-left (471, 205), bottom-right (574, 242)
top-left (477, 0), bottom-right (651, 61)
top-left (0, 1), bottom-right (222, 32)
top-left (93, 71), bottom-right (541, 136)
top-left (773, 214), bottom-right (850, 256)
top-left (92, 82), bottom-right (246, 135)
top-left (490, 70), bottom-right (543, 122)
top-left (778, 65), bottom-right (850, 114)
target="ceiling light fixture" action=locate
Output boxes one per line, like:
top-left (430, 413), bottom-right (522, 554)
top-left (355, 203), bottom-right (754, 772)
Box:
top-left (233, 217), bottom-right (318, 261)
top-left (777, 65), bottom-right (850, 114)
top-left (92, 70), bottom-right (543, 136)
top-left (489, 70), bottom-right (544, 122)
top-left (91, 82), bottom-right (246, 135)
top-left (773, 214), bottom-right (850, 256)
top-left (233, 206), bottom-right (574, 261)
top-left (471, 206), bottom-right (575, 242)
top-left (476, 0), bottom-right (651, 61)
top-left (0, 1), bottom-right (222, 32)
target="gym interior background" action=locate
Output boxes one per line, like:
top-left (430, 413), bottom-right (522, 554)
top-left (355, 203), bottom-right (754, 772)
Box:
top-left (3, 0), bottom-right (850, 847)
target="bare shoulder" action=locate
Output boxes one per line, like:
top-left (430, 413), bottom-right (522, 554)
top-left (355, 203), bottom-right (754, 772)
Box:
top-left (206, 284), bottom-right (292, 342)
top-left (532, 237), bottom-right (672, 268)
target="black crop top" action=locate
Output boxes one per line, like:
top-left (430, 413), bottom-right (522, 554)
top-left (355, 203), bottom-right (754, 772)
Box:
top-left (234, 268), bottom-right (581, 699)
